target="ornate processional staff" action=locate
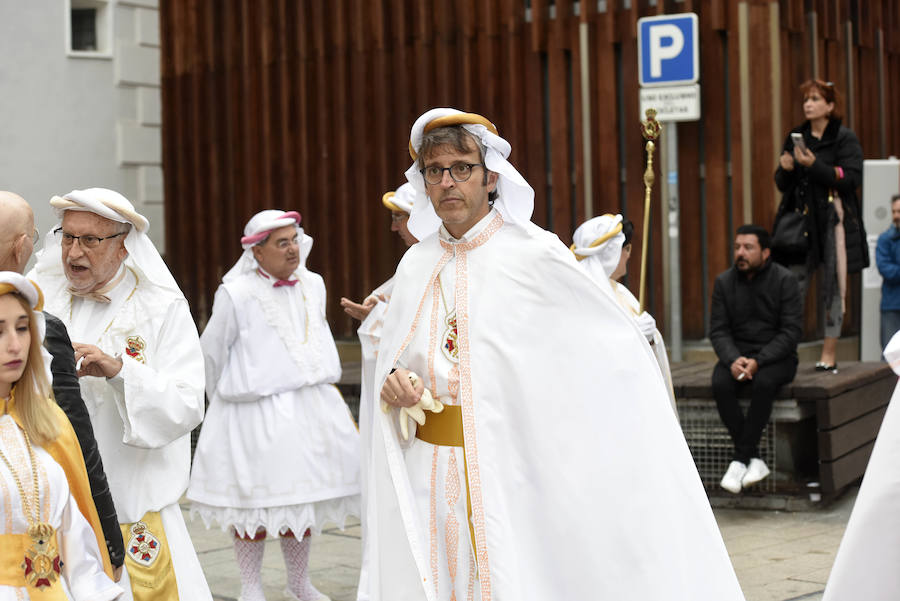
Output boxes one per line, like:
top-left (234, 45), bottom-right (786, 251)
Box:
top-left (638, 108), bottom-right (662, 313)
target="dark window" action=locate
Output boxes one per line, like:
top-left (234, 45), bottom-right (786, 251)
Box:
top-left (71, 8), bottom-right (97, 51)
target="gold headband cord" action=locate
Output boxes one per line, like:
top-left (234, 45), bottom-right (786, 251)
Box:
top-left (0, 281), bottom-right (43, 312)
top-left (569, 220), bottom-right (623, 262)
top-left (409, 113), bottom-right (500, 160)
top-left (382, 191), bottom-right (404, 212)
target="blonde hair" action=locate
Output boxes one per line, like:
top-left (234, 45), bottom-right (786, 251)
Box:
top-left (2, 291), bottom-right (58, 446)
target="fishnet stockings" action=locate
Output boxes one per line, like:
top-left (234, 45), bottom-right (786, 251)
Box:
top-left (281, 533), bottom-right (327, 601)
top-left (233, 537), bottom-right (266, 601)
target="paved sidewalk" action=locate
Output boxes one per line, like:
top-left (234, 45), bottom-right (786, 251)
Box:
top-left (189, 487), bottom-right (856, 601)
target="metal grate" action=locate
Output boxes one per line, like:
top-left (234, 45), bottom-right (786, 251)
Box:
top-left (678, 400), bottom-right (777, 493)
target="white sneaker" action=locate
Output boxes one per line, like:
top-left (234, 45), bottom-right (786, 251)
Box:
top-left (720, 461), bottom-right (748, 494)
top-left (741, 458), bottom-right (771, 488)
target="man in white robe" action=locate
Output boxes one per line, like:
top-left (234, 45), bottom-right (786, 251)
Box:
top-left (340, 183), bottom-right (419, 323)
top-left (822, 330), bottom-right (900, 600)
top-left (367, 108), bottom-right (745, 601)
top-left (187, 210), bottom-right (359, 601)
top-left (571, 213), bottom-right (677, 415)
top-left (340, 184), bottom-right (420, 601)
top-left (29, 188), bottom-right (210, 600)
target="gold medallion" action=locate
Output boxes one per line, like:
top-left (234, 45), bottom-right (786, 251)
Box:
top-left (22, 522), bottom-right (61, 589)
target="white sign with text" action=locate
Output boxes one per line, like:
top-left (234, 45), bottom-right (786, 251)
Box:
top-left (639, 84), bottom-right (700, 122)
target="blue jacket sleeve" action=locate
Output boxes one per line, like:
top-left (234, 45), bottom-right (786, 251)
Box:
top-left (877, 232), bottom-right (900, 283)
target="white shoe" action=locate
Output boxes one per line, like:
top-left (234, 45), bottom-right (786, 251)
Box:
top-left (741, 458), bottom-right (771, 488)
top-left (720, 461), bottom-right (747, 494)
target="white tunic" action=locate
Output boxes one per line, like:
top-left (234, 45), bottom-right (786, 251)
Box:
top-left (0, 415), bottom-right (123, 601)
top-left (365, 209), bottom-right (745, 601)
top-left (33, 266), bottom-right (212, 600)
top-left (187, 268), bottom-right (360, 537)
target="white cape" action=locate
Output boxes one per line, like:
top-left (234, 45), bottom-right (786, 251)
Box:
top-left (610, 280), bottom-right (678, 416)
top-left (822, 332), bottom-right (900, 600)
top-left (364, 214), bottom-right (744, 601)
top-left (355, 276), bottom-right (395, 601)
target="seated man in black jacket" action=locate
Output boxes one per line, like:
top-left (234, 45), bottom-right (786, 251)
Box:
top-left (711, 224), bottom-right (802, 494)
top-left (0, 190), bottom-right (125, 574)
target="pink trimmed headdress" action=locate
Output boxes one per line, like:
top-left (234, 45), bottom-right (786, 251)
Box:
top-left (240, 210), bottom-right (302, 249)
top-left (223, 209), bottom-right (312, 284)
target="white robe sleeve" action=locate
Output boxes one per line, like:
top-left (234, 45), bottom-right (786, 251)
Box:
top-left (59, 492), bottom-right (124, 601)
top-left (113, 298), bottom-right (205, 448)
top-left (199, 287), bottom-right (239, 399)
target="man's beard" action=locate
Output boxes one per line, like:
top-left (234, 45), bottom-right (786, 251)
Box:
top-left (735, 259), bottom-right (759, 273)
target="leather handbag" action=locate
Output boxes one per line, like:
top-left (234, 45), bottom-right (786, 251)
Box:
top-left (771, 208), bottom-right (809, 255)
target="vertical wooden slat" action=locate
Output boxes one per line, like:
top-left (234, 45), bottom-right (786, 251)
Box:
top-left (159, 0), bottom-right (900, 339)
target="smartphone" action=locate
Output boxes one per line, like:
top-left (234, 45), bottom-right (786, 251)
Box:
top-left (791, 132), bottom-right (807, 152)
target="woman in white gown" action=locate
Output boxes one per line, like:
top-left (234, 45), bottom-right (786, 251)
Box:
top-left (0, 272), bottom-right (123, 601)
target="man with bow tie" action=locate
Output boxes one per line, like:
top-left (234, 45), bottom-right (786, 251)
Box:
top-left (29, 187), bottom-right (211, 600)
top-left (187, 210), bottom-right (360, 601)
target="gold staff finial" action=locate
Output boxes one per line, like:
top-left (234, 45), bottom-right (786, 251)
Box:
top-left (638, 108), bottom-right (662, 313)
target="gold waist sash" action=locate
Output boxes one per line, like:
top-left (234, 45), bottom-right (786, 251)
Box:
top-left (414, 405), bottom-right (477, 565)
top-left (0, 530), bottom-right (66, 601)
top-left (415, 404), bottom-right (464, 447)
top-left (121, 510), bottom-right (179, 601)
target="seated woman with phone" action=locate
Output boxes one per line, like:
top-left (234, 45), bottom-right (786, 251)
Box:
top-left (773, 79), bottom-right (867, 373)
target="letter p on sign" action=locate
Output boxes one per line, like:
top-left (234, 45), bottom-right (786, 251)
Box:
top-left (649, 25), bottom-right (684, 78)
top-left (638, 13), bottom-right (698, 87)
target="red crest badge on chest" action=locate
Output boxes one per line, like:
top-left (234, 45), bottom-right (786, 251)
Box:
top-left (125, 335), bottom-right (147, 364)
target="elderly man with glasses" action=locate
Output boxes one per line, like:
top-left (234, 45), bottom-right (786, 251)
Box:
top-left (30, 188), bottom-right (212, 601)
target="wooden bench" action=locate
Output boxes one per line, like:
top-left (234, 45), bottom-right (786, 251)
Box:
top-left (673, 361), bottom-right (896, 495)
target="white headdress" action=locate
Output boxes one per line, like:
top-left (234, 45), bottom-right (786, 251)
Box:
top-left (382, 183), bottom-right (416, 214)
top-left (222, 210), bottom-right (312, 283)
top-left (571, 214), bottom-right (626, 285)
top-left (404, 108), bottom-right (535, 239)
top-left (32, 188), bottom-right (184, 298)
top-left (0, 271), bottom-right (47, 357)
top-left (0, 272), bottom-right (51, 396)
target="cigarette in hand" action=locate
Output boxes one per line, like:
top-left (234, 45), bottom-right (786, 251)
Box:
top-left (75, 356), bottom-right (84, 371)
top-left (737, 372), bottom-right (746, 381)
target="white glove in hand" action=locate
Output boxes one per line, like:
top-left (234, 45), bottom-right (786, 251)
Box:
top-left (382, 371), bottom-right (445, 441)
top-left (635, 311), bottom-right (657, 339)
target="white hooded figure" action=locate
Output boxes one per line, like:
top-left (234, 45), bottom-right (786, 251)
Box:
top-left (30, 187), bottom-right (210, 600)
top-left (364, 108), bottom-right (742, 601)
top-left (571, 213), bottom-right (678, 416)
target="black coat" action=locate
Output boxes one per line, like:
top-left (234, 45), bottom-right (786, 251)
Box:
top-left (709, 260), bottom-right (802, 368)
top-left (44, 312), bottom-right (125, 568)
top-left (773, 118), bottom-right (868, 273)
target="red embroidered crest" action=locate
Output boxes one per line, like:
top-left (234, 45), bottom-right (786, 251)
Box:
top-left (125, 335), bottom-right (147, 364)
top-left (442, 312), bottom-right (459, 362)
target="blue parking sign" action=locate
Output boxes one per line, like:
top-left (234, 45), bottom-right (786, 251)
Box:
top-left (638, 13), bottom-right (699, 87)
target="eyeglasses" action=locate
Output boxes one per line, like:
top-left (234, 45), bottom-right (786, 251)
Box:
top-left (31, 227), bottom-right (39, 245)
top-left (390, 213), bottom-right (409, 223)
top-left (419, 162), bottom-right (484, 185)
top-left (54, 228), bottom-right (126, 249)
